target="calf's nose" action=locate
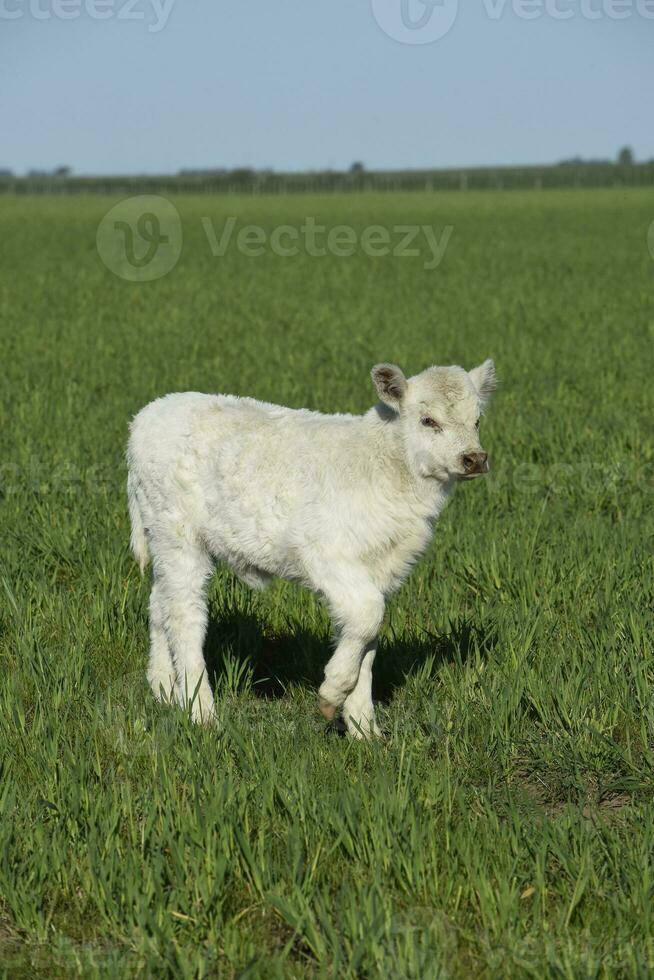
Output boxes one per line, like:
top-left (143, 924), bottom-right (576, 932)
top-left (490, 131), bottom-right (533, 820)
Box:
top-left (462, 451), bottom-right (489, 474)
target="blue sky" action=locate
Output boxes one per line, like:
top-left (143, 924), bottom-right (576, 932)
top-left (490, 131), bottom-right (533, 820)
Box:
top-left (1, 0), bottom-right (652, 175)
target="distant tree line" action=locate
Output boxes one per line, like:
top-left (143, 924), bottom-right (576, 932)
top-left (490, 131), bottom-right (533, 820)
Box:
top-left (2, 149), bottom-right (652, 195)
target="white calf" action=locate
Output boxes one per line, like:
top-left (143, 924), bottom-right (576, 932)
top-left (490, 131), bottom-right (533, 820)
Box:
top-left (127, 359), bottom-right (496, 736)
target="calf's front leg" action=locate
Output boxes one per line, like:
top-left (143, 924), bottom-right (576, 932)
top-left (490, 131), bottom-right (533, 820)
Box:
top-left (342, 646), bottom-right (382, 738)
top-left (318, 578), bottom-right (384, 739)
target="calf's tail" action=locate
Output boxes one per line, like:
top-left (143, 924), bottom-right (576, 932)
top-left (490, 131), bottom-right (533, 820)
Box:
top-left (127, 470), bottom-right (150, 574)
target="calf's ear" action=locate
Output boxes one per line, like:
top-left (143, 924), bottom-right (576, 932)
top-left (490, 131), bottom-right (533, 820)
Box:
top-left (371, 363), bottom-right (407, 407)
top-left (469, 358), bottom-right (497, 408)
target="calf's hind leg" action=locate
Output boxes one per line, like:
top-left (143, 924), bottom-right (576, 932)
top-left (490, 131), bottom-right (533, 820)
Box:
top-left (156, 542), bottom-right (215, 724)
top-left (147, 572), bottom-right (177, 702)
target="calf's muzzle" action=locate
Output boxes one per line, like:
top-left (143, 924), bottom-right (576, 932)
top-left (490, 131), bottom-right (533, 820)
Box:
top-left (461, 452), bottom-right (489, 477)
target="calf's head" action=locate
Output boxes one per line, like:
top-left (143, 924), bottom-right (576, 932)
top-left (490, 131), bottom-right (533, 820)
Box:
top-left (372, 359), bottom-right (497, 482)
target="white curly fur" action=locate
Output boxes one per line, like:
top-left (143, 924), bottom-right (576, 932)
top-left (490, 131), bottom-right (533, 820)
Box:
top-left (126, 359), bottom-right (496, 736)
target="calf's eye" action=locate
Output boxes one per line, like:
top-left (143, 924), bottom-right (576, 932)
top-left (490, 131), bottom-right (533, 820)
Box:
top-left (421, 416), bottom-right (442, 431)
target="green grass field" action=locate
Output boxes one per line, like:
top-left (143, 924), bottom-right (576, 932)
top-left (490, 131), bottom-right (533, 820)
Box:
top-left (1, 188), bottom-right (653, 977)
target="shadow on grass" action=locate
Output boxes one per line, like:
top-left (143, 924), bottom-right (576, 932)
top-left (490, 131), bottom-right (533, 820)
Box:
top-left (204, 607), bottom-right (490, 705)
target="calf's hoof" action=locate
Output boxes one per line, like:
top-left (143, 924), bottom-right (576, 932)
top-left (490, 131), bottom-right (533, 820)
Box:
top-left (318, 698), bottom-right (338, 722)
top-left (345, 718), bottom-right (385, 741)
top-left (187, 692), bottom-right (217, 726)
